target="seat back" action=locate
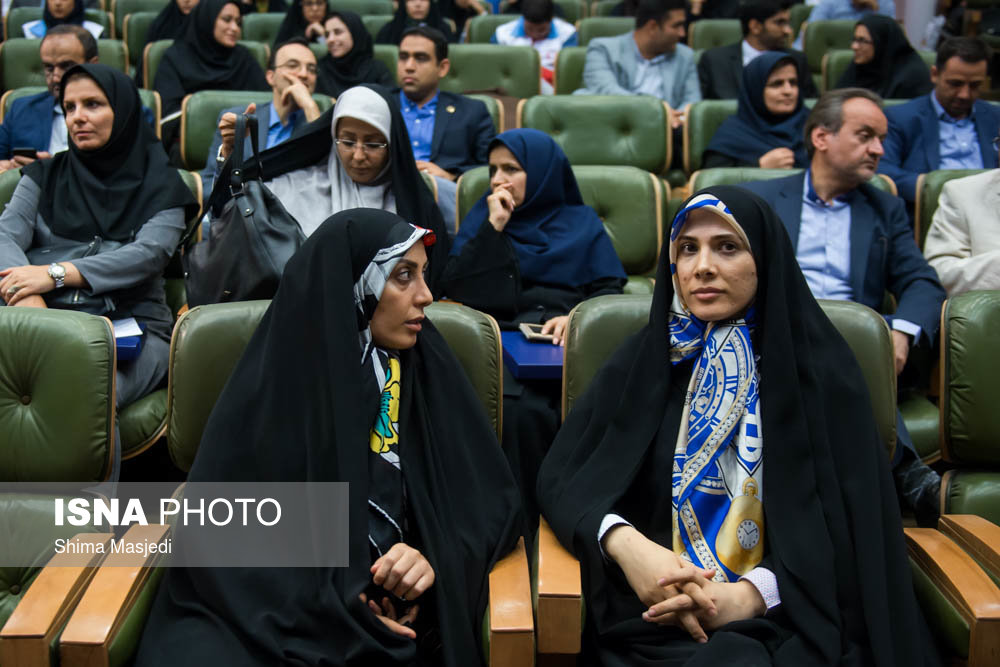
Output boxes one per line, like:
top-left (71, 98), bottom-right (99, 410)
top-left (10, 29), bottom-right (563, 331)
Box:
top-left (0, 309), bottom-right (116, 483)
top-left (362, 13), bottom-right (392, 37)
top-left (329, 0), bottom-right (393, 14)
top-left (821, 48), bottom-right (853, 93)
top-left (112, 0), bottom-right (167, 36)
top-left (683, 98), bottom-right (736, 174)
top-left (241, 12), bottom-right (284, 44)
top-left (687, 18), bottom-right (740, 50)
top-left (518, 94), bottom-right (669, 173)
top-left (5, 7), bottom-right (113, 39)
top-left (576, 16), bottom-right (632, 45)
top-left (688, 166), bottom-right (897, 195)
top-left (802, 20), bottom-right (855, 77)
top-left (562, 296), bottom-right (897, 455)
top-left (123, 11), bottom-right (156, 71)
top-left (424, 302), bottom-right (503, 438)
top-left (442, 44), bottom-right (540, 98)
top-left (179, 90), bottom-right (334, 170)
top-left (941, 291), bottom-right (1000, 467)
top-left (0, 38), bottom-right (128, 90)
top-left (456, 165), bottom-right (663, 288)
top-left (465, 13), bottom-right (519, 42)
top-left (914, 169), bottom-right (986, 250)
top-left (554, 45), bottom-right (586, 94)
top-left (145, 39), bottom-right (269, 87)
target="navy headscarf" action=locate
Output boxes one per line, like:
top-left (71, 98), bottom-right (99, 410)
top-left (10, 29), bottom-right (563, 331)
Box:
top-left (450, 128), bottom-right (626, 287)
top-left (705, 52), bottom-right (809, 168)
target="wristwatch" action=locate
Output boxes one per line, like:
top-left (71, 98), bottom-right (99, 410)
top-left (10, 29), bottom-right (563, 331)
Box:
top-left (48, 262), bottom-right (66, 289)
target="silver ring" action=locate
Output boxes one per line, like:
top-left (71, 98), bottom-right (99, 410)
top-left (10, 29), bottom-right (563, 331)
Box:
top-left (6, 286), bottom-right (20, 296)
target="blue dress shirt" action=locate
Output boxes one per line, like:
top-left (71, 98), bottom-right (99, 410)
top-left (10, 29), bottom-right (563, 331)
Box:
top-left (399, 89), bottom-right (437, 162)
top-left (266, 104), bottom-right (303, 150)
top-left (931, 92), bottom-right (984, 170)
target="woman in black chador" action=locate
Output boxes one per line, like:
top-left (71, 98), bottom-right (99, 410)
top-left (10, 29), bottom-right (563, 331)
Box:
top-left (134, 209), bottom-right (522, 666)
top-left (538, 187), bottom-right (939, 666)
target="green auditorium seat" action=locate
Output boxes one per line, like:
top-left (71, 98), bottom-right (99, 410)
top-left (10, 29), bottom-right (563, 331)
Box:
top-left (123, 10), bottom-right (156, 75)
top-left (688, 166), bottom-right (897, 197)
top-left (940, 290), bottom-right (1000, 526)
top-left (801, 20), bottom-right (854, 89)
top-left (554, 45), bottom-right (586, 94)
top-left (5, 7), bottom-right (113, 40)
top-left (518, 94), bottom-right (671, 174)
top-left (179, 90), bottom-right (334, 170)
top-left (456, 165), bottom-right (665, 294)
top-left (0, 38), bottom-right (128, 91)
top-left (53, 300), bottom-right (534, 667)
top-left (577, 16), bottom-right (632, 46)
top-left (362, 13), bottom-right (392, 37)
top-left (441, 44), bottom-right (539, 99)
top-left (465, 13), bottom-right (518, 42)
top-left (0, 307), bottom-right (117, 654)
top-left (0, 86), bottom-right (161, 135)
top-left (687, 18), bottom-right (740, 50)
top-left (241, 12), bottom-right (284, 44)
top-left (111, 0), bottom-right (167, 37)
top-left (144, 39), bottom-right (270, 93)
top-left (790, 2), bottom-right (812, 39)
top-left (329, 0), bottom-right (393, 15)
top-left (914, 169), bottom-right (986, 250)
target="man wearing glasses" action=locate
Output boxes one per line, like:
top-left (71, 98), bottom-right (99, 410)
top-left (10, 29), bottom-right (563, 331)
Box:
top-left (201, 37), bottom-right (322, 194)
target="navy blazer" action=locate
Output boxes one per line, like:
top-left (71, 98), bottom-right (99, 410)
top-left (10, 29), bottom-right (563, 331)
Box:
top-left (880, 93), bottom-right (1000, 203)
top-left (396, 89), bottom-right (495, 176)
top-left (741, 172), bottom-right (945, 343)
top-left (0, 91), bottom-right (157, 159)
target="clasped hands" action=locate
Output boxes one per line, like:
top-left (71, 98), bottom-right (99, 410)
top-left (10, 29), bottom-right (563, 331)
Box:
top-left (605, 525), bottom-right (765, 643)
top-left (359, 542), bottom-right (436, 640)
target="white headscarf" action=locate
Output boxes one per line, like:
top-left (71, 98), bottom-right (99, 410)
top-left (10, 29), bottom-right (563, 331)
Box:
top-left (266, 86), bottom-right (396, 236)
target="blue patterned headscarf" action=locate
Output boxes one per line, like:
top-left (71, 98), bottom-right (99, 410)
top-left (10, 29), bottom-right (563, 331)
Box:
top-left (451, 128), bottom-right (625, 287)
top-left (667, 194), bottom-right (765, 582)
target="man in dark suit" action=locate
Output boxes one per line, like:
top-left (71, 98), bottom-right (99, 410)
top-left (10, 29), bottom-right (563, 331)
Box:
top-left (0, 24), bottom-right (98, 172)
top-left (395, 25), bottom-right (495, 232)
top-left (696, 0), bottom-right (817, 100)
top-left (742, 88), bottom-right (946, 523)
top-left (201, 37), bottom-right (322, 195)
top-left (880, 37), bottom-right (1000, 206)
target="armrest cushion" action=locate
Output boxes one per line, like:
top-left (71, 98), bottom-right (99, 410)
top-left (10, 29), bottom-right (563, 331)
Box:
top-left (939, 515), bottom-right (1000, 584)
top-left (58, 524), bottom-right (170, 665)
top-left (487, 536), bottom-right (534, 666)
top-left (0, 533), bottom-right (114, 667)
top-left (534, 516), bottom-right (582, 654)
top-left (905, 527), bottom-right (1000, 664)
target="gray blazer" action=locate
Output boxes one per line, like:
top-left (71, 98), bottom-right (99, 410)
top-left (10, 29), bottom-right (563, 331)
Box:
top-left (576, 32), bottom-right (701, 109)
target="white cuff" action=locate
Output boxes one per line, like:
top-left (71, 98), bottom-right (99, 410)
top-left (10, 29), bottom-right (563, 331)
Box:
top-left (891, 318), bottom-right (922, 344)
top-left (597, 513), bottom-right (631, 560)
top-left (739, 567), bottom-right (781, 611)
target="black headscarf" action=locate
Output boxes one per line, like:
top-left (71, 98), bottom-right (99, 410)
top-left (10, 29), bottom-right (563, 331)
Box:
top-left (153, 0), bottom-right (270, 115)
top-left (272, 0), bottom-right (328, 46)
top-left (22, 64), bottom-right (197, 243)
top-left (835, 14), bottom-right (932, 99)
top-left (537, 186), bottom-right (935, 665)
top-left (134, 209), bottom-right (522, 666)
top-left (376, 0), bottom-right (456, 45)
top-left (315, 11), bottom-right (393, 97)
top-left (705, 52), bottom-right (809, 168)
top-left (208, 84), bottom-right (451, 295)
top-left (43, 0), bottom-right (86, 29)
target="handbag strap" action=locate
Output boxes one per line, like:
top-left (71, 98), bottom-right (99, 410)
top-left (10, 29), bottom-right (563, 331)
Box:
top-left (230, 113), bottom-right (261, 196)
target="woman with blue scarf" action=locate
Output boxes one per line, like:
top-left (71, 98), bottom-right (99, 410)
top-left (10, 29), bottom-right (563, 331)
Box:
top-left (702, 52), bottom-right (809, 170)
top-left (537, 186), bottom-right (935, 665)
top-left (442, 128), bottom-right (627, 533)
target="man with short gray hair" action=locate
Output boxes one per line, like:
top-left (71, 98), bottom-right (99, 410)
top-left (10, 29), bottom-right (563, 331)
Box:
top-left (742, 88), bottom-right (945, 524)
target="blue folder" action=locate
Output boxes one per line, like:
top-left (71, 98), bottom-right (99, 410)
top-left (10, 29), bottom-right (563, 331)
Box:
top-left (500, 330), bottom-right (563, 380)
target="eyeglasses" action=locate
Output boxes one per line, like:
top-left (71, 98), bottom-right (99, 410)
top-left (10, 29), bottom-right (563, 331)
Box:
top-left (851, 37), bottom-right (873, 46)
top-left (275, 59), bottom-right (318, 75)
top-left (334, 138), bottom-right (389, 153)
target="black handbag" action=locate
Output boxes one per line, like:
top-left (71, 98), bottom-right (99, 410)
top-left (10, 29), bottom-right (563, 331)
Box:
top-left (26, 236), bottom-right (122, 314)
top-left (183, 113), bottom-right (305, 307)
